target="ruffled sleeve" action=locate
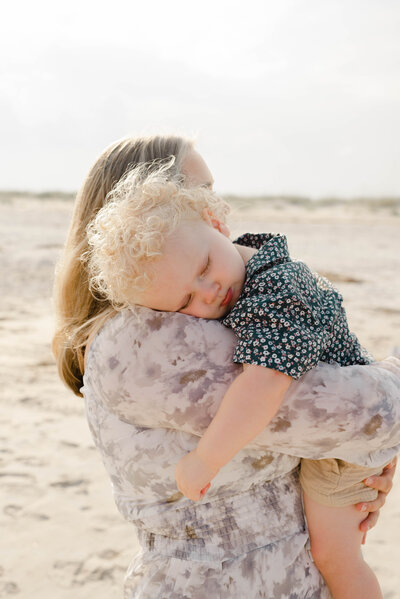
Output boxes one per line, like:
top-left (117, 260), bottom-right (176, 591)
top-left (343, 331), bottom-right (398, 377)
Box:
top-left (84, 307), bottom-right (241, 434)
top-left (224, 232), bottom-right (372, 377)
top-left (224, 261), bottom-right (339, 378)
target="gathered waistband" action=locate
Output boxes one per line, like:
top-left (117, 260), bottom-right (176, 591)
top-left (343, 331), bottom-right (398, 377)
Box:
top-left (135, 468), bottom-right (306, 562)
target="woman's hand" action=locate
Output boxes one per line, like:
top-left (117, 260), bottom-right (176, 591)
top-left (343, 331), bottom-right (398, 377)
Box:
top-left (175, 449), bottom-right (219, 502)
top-left (356, 457), bottom-right (397, 543)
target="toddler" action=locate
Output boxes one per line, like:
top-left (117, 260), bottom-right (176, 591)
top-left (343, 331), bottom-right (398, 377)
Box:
top-left (87, 170), bottom-right (396, 599)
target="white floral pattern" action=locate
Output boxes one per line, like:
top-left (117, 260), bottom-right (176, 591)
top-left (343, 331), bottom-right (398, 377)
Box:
top-left (224, 233), bottom-right (373, 378)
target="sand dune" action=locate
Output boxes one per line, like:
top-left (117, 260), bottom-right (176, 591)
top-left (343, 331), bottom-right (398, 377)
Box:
top-left (0, 195), bottom-right (399, 597)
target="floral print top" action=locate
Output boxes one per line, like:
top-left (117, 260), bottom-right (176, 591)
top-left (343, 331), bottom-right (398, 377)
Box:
top-left (223, 233), bottom-right (373, 379)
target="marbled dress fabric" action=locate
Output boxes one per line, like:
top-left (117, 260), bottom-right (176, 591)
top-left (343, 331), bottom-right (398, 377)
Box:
top-left (82, 307), bottom-right (400, 599)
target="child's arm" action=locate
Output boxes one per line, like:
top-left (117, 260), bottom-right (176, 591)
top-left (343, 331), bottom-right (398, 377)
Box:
top-left (175, 364), bottom-right (292, 501)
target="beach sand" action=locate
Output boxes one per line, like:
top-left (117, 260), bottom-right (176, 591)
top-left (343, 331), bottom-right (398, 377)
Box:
top-left (0, 195), bottom-right (399, 597)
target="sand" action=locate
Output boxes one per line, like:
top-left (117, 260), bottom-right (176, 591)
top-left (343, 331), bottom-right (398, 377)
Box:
top-left (0, 194), bottom-right (399, 597)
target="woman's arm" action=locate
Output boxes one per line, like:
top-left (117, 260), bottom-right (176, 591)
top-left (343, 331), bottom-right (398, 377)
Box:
top-left (84, 308), bottom-right (398, 523)
top-left (358, 458), bottom-right (397, 538)
top-left (260, 359), bottom-right (400, 467)
top-left (89, 309), bottom-right (400, 465)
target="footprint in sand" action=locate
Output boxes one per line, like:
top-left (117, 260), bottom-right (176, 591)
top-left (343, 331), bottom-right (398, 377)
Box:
top-left (0, 472), bottom-right (36, 484)
top-left (0, 581), bottom-right (20, 594)
top-left (59, 440), bottom-right (79, 448)
top-left (3, 505), bottom-right (22, 518)
top-left (50, 478), bottom-right (88, 488)
top-left (16, 456), bottom-right (46, 467)
top-left (53, 560), bottom-right (84, 576)
top-left (18, 396), bottom-right (35, 404)
top-left (97, 549), bottom-right (120, 560)
top-left (26, 512), bottom-right (50, 521)
top-left (52, 560), bottom-right (84, 587)
top-left (52, 558), bottom-right (121, 587)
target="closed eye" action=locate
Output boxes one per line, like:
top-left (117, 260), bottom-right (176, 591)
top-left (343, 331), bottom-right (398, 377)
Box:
top-left (179, 294), bottom-right (192, 311)
top-left (179, 256), bottom-right (210, 311)
top-left (200, 257), bottom-right (210, 278)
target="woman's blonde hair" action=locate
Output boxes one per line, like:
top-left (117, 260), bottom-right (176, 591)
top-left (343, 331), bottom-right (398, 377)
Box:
top-left (87, 166), bottom-right (229, 309)
top-left (52, 135), bottom-right (193, 397)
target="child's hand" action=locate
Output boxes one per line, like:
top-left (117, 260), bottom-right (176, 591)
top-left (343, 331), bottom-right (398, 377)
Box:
top-left (175, 450), bottom-right (219, 501)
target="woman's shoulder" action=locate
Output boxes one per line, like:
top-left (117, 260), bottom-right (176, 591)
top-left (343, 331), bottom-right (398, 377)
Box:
top-left (82, 305), bottom-right (240, 430)
top-left (88, 307), bottom-right (237, 365)
top-left (87, 307), bottom-right (169, 360)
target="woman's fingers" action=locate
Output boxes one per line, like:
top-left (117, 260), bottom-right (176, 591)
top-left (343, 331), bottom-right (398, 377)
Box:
top-left (359, 508), bottom-right (379, 533)
top-left (356, 458), bottom-right (396, 513)
top-left (356, 492), bottom-right (386, 514)
top-left (356, 457), bottom-right (397, 533)
top-left (365, 457), bottom-right (397, 494)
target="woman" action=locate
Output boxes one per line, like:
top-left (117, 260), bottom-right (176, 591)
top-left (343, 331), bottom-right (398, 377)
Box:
top-left (53, 135), bottom-right (398, 598)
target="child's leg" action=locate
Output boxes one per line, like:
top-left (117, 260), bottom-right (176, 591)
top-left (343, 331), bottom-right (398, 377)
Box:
top-left (303, 492), bottom-right (382, 599)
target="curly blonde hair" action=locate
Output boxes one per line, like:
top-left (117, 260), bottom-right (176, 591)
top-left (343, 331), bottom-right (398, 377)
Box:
top-left (87, 164), bottom-right (230, 309)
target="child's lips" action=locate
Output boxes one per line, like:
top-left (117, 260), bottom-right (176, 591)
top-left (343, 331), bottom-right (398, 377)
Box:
top-left (220, 287), bottom-right (233, 307)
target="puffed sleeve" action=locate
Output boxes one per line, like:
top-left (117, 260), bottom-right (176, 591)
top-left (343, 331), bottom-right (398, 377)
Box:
top-left (84, 307), bottom-right (241, 435)
top-left (259, 358), bottom-right (400, 468)
top-left (226, 292), bottom-right (332, 379)
top-left (224, 260), bottom-right (371, 378)
top-left (84, 308), bottom-right (305, 503)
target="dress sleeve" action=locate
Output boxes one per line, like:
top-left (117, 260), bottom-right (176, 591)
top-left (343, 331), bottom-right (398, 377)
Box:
top-left (261, 358), bottom-right (400, 468)
top-left (231, 312), bottom-right (330, 380)
top-left (227, 264), bottom-right (337, 379)
top-left (84, 307), bottom-right (400, 468)
top-left (84, 307), bottom-right (241, 436)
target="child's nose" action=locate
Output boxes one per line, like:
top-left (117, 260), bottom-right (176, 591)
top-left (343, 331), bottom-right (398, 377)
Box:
top-left (201, 280), bottom-right (220, 304)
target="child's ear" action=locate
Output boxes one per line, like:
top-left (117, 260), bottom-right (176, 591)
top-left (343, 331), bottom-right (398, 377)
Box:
top-left (202, 209), bottom-right (231, 238)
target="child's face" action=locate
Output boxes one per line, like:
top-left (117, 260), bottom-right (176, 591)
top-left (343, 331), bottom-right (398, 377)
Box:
top-left (138, 218), bottom-right (246, 319)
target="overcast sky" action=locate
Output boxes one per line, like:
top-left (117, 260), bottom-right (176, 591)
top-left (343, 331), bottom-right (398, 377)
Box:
top-left (1, 0), bottom-right (399, 197)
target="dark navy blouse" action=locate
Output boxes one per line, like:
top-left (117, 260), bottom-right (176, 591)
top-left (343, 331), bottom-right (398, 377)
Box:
top-left (223, 233), bottom-right (372, 379)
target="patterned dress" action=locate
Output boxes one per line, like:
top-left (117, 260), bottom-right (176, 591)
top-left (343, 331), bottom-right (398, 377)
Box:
top-left (82, 308), bottom-right (400, 598)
